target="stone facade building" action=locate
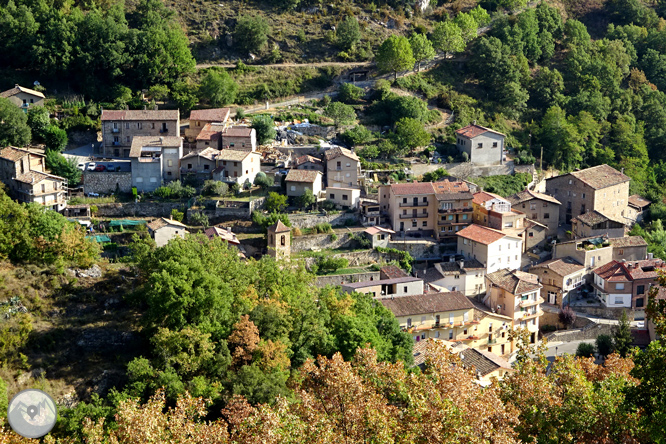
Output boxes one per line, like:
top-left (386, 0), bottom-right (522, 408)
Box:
top-left (146, 218), bottom-right (188, 247)
top-left (529, 257), bottom-right (585, 307)
top-left (608, 236), bottom-right (649, 262)
top-left (507, 189), bottom-right (561, 238)
top-left (325, 147), bottom-right (361, 188)
top-left (285, 169), bottom-right (323, 198)
top-left (571, 210), bottom-right (625, 239)
top-left (101, 109), bottom-right (180, 157)
top-left (185, 108), bottom-right (230, 142)
top-left (129, 136), bottom-right (183, 192)
top-left (455, 124), bottom-right (505, 166)
top-left (267, 220), bottom-right (291, 259)
top-left (0, 84), bottom-right (45, 111)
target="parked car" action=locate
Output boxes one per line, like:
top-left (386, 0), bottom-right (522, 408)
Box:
top-left (77, 163), bottom-right (85, 171)
top-left (95, 164), bottom-right (106, 172)
top-left (106, 165), bottom-right (116, 172)
top-left (87, 163), bottom-right (96, 171)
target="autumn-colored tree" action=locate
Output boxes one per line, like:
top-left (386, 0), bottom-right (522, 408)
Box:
top-left (228, 315), bottom-right (260, 367)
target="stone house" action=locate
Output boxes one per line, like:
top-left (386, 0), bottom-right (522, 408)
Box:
top-left (195, 123), bottom-right (225, 150)
top-left (455, 124), bottom-right (505, 166)
top-left (146, 218), bottom-right (188, 247)
top-left (552, 235), bottom-right (614, 276)
top-left (212, 149), bottom-right (261, 185)
top-left (0, 147), bottom-right (66, 211)
top-left (529, 257), bottom-right (585, 307)
top-left (484, 268), bottom-right (543, 344)
top-left (64, 204), bottom-right (91, 218)
top-left (180, 148), bottom-right (219, 179)
top-left (185, 108), bottom-right (230, 142)
top-left (626, 194), bottom-right (651, 225)
top-left (325, 186), bottom-right (361, 209)
top-left (433, 181), bottom-right (474, 244)
top-left (325, 147), bottom-right (361, 188)
top-left (379, 182), bottom-right (438, 234)
top-left (341, 276), bottom-right (424, 298)
top-left (523, 219), bottom-right (548, 252)
top-left (360, 199), bottom-right (381, 226)
top-left (204, 225), bottom-right (246, 259)
top-left (457, 224), bottom-right (523, 274)
top-left (293, 155), bottom-right (324, 172)
top-left (267, 220), bottom-right (291, 259)
top-left (285, 169), bottom-right (323, 198)
top-left (363, 226), bottom-right (395, 248)
top-left (101, 109), bottom-right (180, 157)
top-left (592, 258), bottom-right (666, 309)
top-left (507, 189), bottom-right (561, 238)
top-left (0, 84), bottom-right (45, 111)
top-left (545, 164), bottom-right (631, 225)
top-left (221, 126), bottom-right (256, 151)
top-left (571, 210), bottom-right (625, 239)
top-left (129, 136), bottom-right (183, 192)
top-left (608, 236), bottom-right (648, 262)
top-left (421, 258), bottom-right (486, 297)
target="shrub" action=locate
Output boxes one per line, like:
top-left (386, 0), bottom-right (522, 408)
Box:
top-left (559, 306), bottom-right (577, 327)
top-left (292, 227), bottom-right (302, 236)
top-left (266, 192), bottom-right (288, 213)
top-left (90, 205), bottom-right (98, 215)
top-left (595, 334), bottom-right (615, 357)
top-left (575, 342), bottom-right (595, 358)
top-left (236, 108), bottom-right (246, 120)
top-left (189, 211), bottom-right (209, 228)
top-left (338, 83), bottom-right (364, 104)
top-left (330, 233), bottom-right (338, 241)
top-left (202, 180), bottom-right (229, 196)
top-left (170, 209), bottom-right (184, 222)
top-left (313, 222), bottom-right (333, 234)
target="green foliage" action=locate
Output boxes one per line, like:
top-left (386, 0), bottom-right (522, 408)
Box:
top-left (235, 107), bottom-right (246, 121)
top-left (0, 98), bottom-right (31, 147)
top-left (170, 208), bottom-right (184, 222)
top-left (338, 83), bottom-right (364, 104)
top-left (252, 211), bottom-right (291, 231)
top-left (199, 70), bottom-right (238, 107)
top-left (310, 255), bottom-right (349, 275)
top-left (312, 223), bottom-right (333, 234)
top-left (265, 192), bottom-right (288, 213)
top-left (45, 150), bottom-right (82, 186)
top-left (171, 80), bottom-right (199, 112)
top-left (376, 35), bottom-right (415, 79)
top-left (202, 180), bottom-right (229, 197)
top-left (44, 124), bottom-right (68, 152)
top-left (375, 247), bottom-right (413, 273)
top-left (472, 173), bottom-right (532, 197)
top-left (235, 15), bottom-right (271, 54)
top-left (432, 21), bottom-right (465, 54)
top-left (575, 342), bottom-right (595, 357)
top-left (469, 6), bottom-right (491, 27)
top-left (454, 12), bottom-right (478, 43)
top-left (392, 117), bottom-right (431, 152)
top-left (153, 181), bottom-right (196, 199)
top-left (373, 94), bottom-right (428, 126)
top-left (613, 310), bottom-right (634, 357)
top-left (27, 106), bottom-right (50, 141)
top-left (595, 334), bottom-right (615, 357)
top-left (324, 101), bottom-right (356, 126)
top-left (341, 125), bottom-right (373, 147)
top-left (189, 211), bottom-right (209, 228)
top-left (251, 114), bottom-right (277, 145)
top-left (254, 172), bottom-right (274, 190)
top-left (409, 33), bottom-right (435, 70)
top-left (297, 188), bottom-right (316, 209)
top-left (148, 84), bottom-right (170, 101)
top-left (422, 168), bottom-right (449, 182)
top-left (336, 16), bottom-right (361, 51)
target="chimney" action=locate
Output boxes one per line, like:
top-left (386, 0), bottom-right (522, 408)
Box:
top-left (458, 259), bottom-right (464, 270)
top-left (227, 227), bottom-right (232, 234)
top-left (159, 136), bottom-right (164, 145)
top-left (621, 168), bottom-right (624, 174)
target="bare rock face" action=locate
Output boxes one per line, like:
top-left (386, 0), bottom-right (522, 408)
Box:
top-left (415, 0), bottom-right (430, 12)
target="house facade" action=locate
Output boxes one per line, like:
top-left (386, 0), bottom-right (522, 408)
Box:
top-left (379, 182), bottom-right (438, 234)
top-left (433, 181), bottom-right (474, 243)
top-left (101, 109), bottom-right (180, 157)
top-left (341, 276), bottom-right (424, 298)
top-left (424, 258), bottom-right (486, 297)
top-left (325, 187), bottom-right (361, 209)
top-left (325, 147), bottom-right (361, 188)
top-left (508, 189), bottom-right (561, 238)
top-left (212, 149), bottom-right (261, 185)
top-left (545, 164), bottom-right (631, 225)
top-left (484, 268), bottom-right (543, 344)
top-left (457, 224), bottom-right (522, 274)
top-left (146, 218), bottom-right (188, 247)
top-left (0, 84), bottom-right (45, 111)
top-left (129, 136), bottom-right (183, 191)
top-left (529, 257), bottom-right (585, 306)
top-left (455, 124), bottom-right (505, 166)
top-left (221, 126), bottom-right (256, 151)
top-left (0, 147), bottom-right (66, 211)
top-left (552, 236), bottom-right (614, 276)
top-left (185, 108), bottom-right (230, 142)
top-left (592, 258), bottom-right (666, 309)
top-left (294, 155), bottom-right (324, 172)
top-left (608, 236), bottom-right (649, 262)
top-left (285, 170), bottom-right (323, 198)
top-left (363, 226), bottom-right (394, 248)
top-left (571, 210), bottom-right (625, 239)
top-left (626, 195), bottom-right (651, 225)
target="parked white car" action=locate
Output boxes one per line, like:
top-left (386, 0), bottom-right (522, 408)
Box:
top-left (87, 163), bottom-right (96, 171)
top-left (77, 163), bottom-right (85, 170)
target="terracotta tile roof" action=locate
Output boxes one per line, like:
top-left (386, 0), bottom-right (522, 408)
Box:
top-left (472, 191), bottom-right (505, 205)
top-left (379, 291), bottom-right (474, 317)
top-left (530, 257), bottom-right (584, 277)
top-left (456, 224), bottom-right (506, 245)
top-left (268, 220), bottom-right (291, 233)
top-left (508, 189), bottom-right (561, 206)
top-left (101, 109), bottom-right (179, 121)
top-left (595, 258), bottom-right (666, 282)
top-left (486, 269), bottom-right (542, 294)
top-left (608, 236), bottom-right (648, 248)
top-left (324, 146), bottom-right (359, 161)
top-left (380, 265), bottom-right (408, 280)
top-left (0, 146), bottom-right (32, 162)
top-left (223, 126), bottom-right (253, 137)
top-left (364, 226), bottom-right (395, 235)
top-left (568, 164), bottom-right (630, 190)
top-left (294, 155), bottom-right (322, 167)
top-left (572, 210), bottom-right (614, 227)
top-left (129, 136), bottom-right (182, 157)
top-left (189, 108), bottom-right (230, 122)
top-left (345, 276), bottom-right (422, 289)
top-left (628, 194), bottom-right (651, 209)
top-left (0, 84), bottom-right (45, 99)
top-left (15, 170), bottom-right (63, 184)
top-left (593, 260), bottom-right (631, 282)
top-left (146, 218), bottom-right (187, 231)
top-left (285, 169), bottom-right (321, 183)
top-left (204, 226), bottom-right (240, 244)
top-left (390, 182), bottom-right (435, 195)
top-left (455, 124), bottom-right (505, 139)
top-left (181, 147), bottom-right (220, 161)
top-left (461, 348), bottom-right (512, 376)
top-left (196, 123), bottom-right (224, 141)
top-left (433, 181), bottom-right (474, 201)
top-left (217, 149), bottom-right (252, 162)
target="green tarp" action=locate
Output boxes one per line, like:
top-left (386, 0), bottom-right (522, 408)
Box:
top-left (86, 235), bottom-right (112, 243)
top-left (108, 220), bottom-right (147, 227)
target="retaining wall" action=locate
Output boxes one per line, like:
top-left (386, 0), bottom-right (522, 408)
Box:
top-left (572, 306), bottom-right (636, 321)
top-left (287, 212), bottom-right (360, 229)
top-left (387, 239), bottom-right (440, 260)
top-left (315, 271), bottom-right (380, 288)
top-left (292, 232), bottom-right (354, 252)
top-left (83, 172), bottom-right (132, 194)
top-left (544, 323), bottom-right (616, 343)
top-left (95, 202), bottom-right (185, 217)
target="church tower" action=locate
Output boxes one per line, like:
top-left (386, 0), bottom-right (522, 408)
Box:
top-left (267, 219), bottom-right (291, 260)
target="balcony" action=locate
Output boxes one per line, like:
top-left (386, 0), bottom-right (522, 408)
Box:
top-left (522, 310), bottom-right (543, 320)
top-left (488, 338), bottom-right (497, 344)
top-left (519, 297), bottom-right (544, 308)
top-left (111, 128), bottom-right (119, 133)
top-left (399, 201), bottom-right (429, 207)
top-left (438, 207), bottom-right (473, 214)
top-left (400, 212), bottom-right (428, 219)
top-left (457, 335), bottom-right (479, 341)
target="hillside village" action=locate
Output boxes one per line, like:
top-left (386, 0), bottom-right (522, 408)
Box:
top-left (0, 83), bottom-right (660, 373)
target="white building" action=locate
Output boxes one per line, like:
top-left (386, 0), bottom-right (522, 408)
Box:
top-left (325, 187), bottom-right (361, 209)
top-left (146, 218), bottom-right (188, 247)
top-left (456, 224), bottom-right (522, 274)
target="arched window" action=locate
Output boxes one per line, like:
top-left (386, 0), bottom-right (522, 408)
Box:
top-left (269, 234), bottom-right (273, 244)
top-left (280, 235), bottom-right (286, 246)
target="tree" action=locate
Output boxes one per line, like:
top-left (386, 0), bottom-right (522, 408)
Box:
top-left (530, 67), bottom-right (564, 109)
top-left (253, 172), bottom-right (274, 190)
top-left (576, 342), bottom-right (595, 357)
top-left (170, 208), bottom-right (184, 222)
top-left (45, 150), bottom-right (82, 186)
top-left (341, 125), bottom-right (373, 147)
top-left (559, 305), bottom-right (576, 327)
top-left (43, 124), bottom-right (68, 152)
top-left (470, 5), bottom-right (491, 26)
top-left (613, 310), bottom-right (633, 357)
top-left (432, 21), bottom-right (465, 55)
top-left (26, 105), bottom-right (50, 141)
top-left (148, 84), bottom-right (170, 101)
top-left (392, 117), bottom-right (430, 153)
top-left (338, 83), bottom-right (364, 104)
top-left (298, 188), bottom-right (316, 209)
top-left (324, 102), bottom-right (356, 127)
top-left (336, 16), bottom-right (361, 51)
top-left (234, 16), bottom-right (270, 54)
top-left (202, 180), bottom-right (228, 196)
top-left (251, 115), bottom-right (276, 145)
top-left (409, 33), bottom-right (435, 71)
top-left (595, 334), bottom-right (615, 357)
top-left (454, 12), bottom-right (478, 43)
top-left (171, 80), bottom-right (199, 112)
top-left (265, 192), bottom-right (288, 213)
top-left (0, 97), bottom-right (31, 147)
top-left (199, 70), bottom-right (238, 107)
top-left (189, 212), bottom-right (209, 228)
top-left (376, 35), bottom-right (415, 80)
top-left (537, 106), bottom-right (583, 171)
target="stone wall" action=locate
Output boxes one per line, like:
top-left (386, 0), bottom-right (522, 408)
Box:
top-left (315, 271), bottom-right (380, 288)
top-left (544, 323), bottom-right (616, 343)
top-left (292, 232), bottom-right (354, 252)
top-left (572, 305), bottom-right (636, 321)
top-left (83, 172), bottom-right (132, 194)
top-left (95, 202), bottom-right (186, 217)
top-left (288, 212), bottom-right (360, 229)
top-left (387, 239), bottom-right (440, 260)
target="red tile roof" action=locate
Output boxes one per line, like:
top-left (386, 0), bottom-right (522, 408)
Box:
top-left (455, 124), bottom-right (505, 138)
top-left (189, 108), bottom-right (230, 122)
top-left (628, 194), bottom-right (651, 209)
top-left (285, 169), bottom-right (321, 183)
top-left (593, 260), bottom-right (632, 282)
top-left (294, 155), bottom-right (322, 167)
top-left (390, 182), bottom-right (435, 195)
top-left (380, 265), bottom-right (408, 280)
top-left (472, 191), bottom-right (505, 205)
top-left (223, 126), bottom-right (253, 137)
top-left (204, 226), bottom-right (240, 244)
top-left (324, 146), bottom-right (359, 161)
top-left (268, 220), bottom-right (291, 233)
top-left (486, 269), bottom-right (542, 294)
top-left (101, 109), bottom-right (179, 121)
top-left (456, 224), bottom-right (506, 245)
top-left (379, 291), bottom-right (474, 317)
top-left (0, 146), bottom-right (33, 162)
top-left (196, 122), bottom-right (224, 141)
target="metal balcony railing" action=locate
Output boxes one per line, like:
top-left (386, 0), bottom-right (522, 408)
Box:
top-left (399, 201), bottom-right (428, 207)
top-left (399, 212), bottom-right (428, 219)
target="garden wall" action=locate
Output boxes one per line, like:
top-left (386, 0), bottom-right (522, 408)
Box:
top-left (83, 172), bottom-right (132, 194)
top-left (288, 212), bottom-right (360, 229)
top-left (95, 202), bottom-right (185, 217)
top-left (315, 271), bottom-right (381, 288)
top-left (291, 232), bottom-right (354, 252)
top-left (387, 239), bottom-right (440, 260)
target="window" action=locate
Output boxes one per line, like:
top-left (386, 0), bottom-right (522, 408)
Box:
top-left (463, 329), bottom-right (468, 335)
top-left (422, 221), bottom-right (427, 227)
top-left (616, 283), bottom-right (625, 290)
top-left (280, 235), bottom-right (286, 246)
top-left (530, 203), bottom-right (536, 210)
top-left (449, 329), bottom-right (454, 339)
top-left (412, 221), bottom-right (417, 227)
top-left (489, 323), bottom-right (492, 332)
top-left (407, 318), bottom-right (412, 327)
top-left (423, 196), bottom-right (427, 203)
top-left (502, 331), bottom-right (506, 338)
top-left (529, 232), bottom-right (534, 237)
top-left (167, 159), bottom-right (173, 167)
top-left (492, 142), bottom-right (498, 148)
top-left (149, 177), bottom-right (158, 183)
top-left (204, 164), bottom-right (209, 170)
top-left (403, 286), bottom-right (408, 293)
top-left (477, 142), bottom-right (483, 148)
top-left (614, 296), bottom-right (624, 305)
top-left (138, 122), bottom-right (142, 130)
top-left (126, 136), bottom-right (130, 142)
top-left (330, 194), bottom-right (335, 200)
top-left (636, 298), bottom-right (644, 308)
top-left (544, 213), bottom-right (550, 219)
top-left (234, 162), bottom-right (238, 167)
top-left (290, 185), bottom-right (296, 191)
top-left (637, 285), bottom-right (645, 295)
top-left (449, 313), bottom-right (454, 324)
top-left (342, 194), bottom-right (348, 200)
top-left (448, 215), bottom-right (454, 220)
top-left (403, 198), bottom-right (407, 204)
top-left (462, 214), bottom-right (468, 220)
top-left (463, 312), bottom-right (469, 322)
top-left (136, 177), bottom-right (143, 182)
top-left (187, 164), bottom-right (192, 169)
top-left (488, 347), bottom-right (492, 353)
top-left (151, 123), bottom-right (155, 129)
top-left (441, 202), bottom-right (453, 210)
top-left (515, 255), bottom-right (518, 260)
